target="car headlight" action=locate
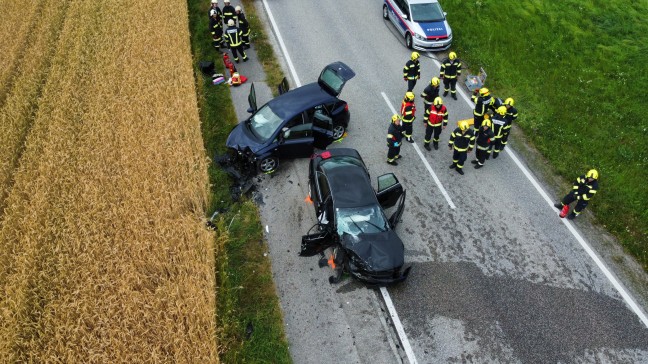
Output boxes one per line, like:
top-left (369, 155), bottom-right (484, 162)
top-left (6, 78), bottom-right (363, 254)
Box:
top-left (415, 33), bottom-right (426, 41)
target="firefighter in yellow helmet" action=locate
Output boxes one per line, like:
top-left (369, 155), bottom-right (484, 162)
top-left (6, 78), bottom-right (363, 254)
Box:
top-left (400, 92), bottom-right (416, 142)
top-left (440, 51), bottom-right (461, 100)
top-left (448, 120), bottom-right (475, 175)
top-left (421, 77), bottom-right (441, 111)
top-left (387, 114), bottom-right (404, 165)
top-left (473, 87), bottom-right (493, 130)
top-left (489, 106), bottom-right (508, 159)
top-left (471, 115), bottom-right (495, 169)
top-left (403, 51), bottom-right (421, 92)
top-left (554, 170), bottom-right (599, 219)
top-left (423, 97), bottom-right (448, 151)
top-left (501, 97), bottom-right (518, 151)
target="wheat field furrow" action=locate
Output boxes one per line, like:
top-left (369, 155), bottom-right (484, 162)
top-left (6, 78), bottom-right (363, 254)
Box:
top-left (0, 0), bottom-right (217, 362)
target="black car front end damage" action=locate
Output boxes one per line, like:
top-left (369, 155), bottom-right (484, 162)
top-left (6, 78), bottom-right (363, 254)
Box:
top-left (214, 146), bottom-right (257, 200)
top-left (342, 231), bottom-right (411, 285)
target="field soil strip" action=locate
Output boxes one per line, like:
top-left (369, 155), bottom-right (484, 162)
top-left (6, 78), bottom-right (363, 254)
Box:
top-left (0, 0), bottom-right (217, 362)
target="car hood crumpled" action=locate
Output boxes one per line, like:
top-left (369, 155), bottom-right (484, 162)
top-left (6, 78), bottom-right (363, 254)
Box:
top-left (226, 121), bottom-right (263, 154)
top-left (341, 230), bottom-right (404, 272)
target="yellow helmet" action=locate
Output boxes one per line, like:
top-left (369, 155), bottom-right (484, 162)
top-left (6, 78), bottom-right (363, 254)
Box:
top-left (496, 106), bottom-right (507, 115)
top-left (405, 91), bottom-right (415, 101)
top-left (586, 169), bottom-right (599, 180)
top-left (431, 77), bottom-right (440, 86)
top-left (391, 114), bottom-right (400, 123)
top-left (482, 118), bottom-right (492, 128)
top-left (433, 97), bottom-right (443, 106)
top-left (505, 97), bottom-right (515, 106)
top-left (449, 52), bottom-right (457, 60)
top-left (479, 88), bottom-right (490, 96)
top-left (459, 120), bottom-right (470, 131)
top-left (411, 51), bottom-right (420, 60)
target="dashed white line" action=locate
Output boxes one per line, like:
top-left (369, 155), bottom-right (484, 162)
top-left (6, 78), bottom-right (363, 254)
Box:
top-left (381, 92), bottom-right (456, 209)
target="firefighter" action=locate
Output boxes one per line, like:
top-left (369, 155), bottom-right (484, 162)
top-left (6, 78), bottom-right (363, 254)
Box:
top-left (448, 120), bottom-right (475, 175)
top-left (471, 115), bottom-right (495, 169)
top-left (235, 6), bottom-right (250, 49)
top-left (222, 0), bottom-right (237, 26)
top-left (225, 19), bottom-right (247, 63)
top-left (490, 106), bottom-right (507, 159)
top-left (423, 97), bottom-right (448, 151)
top-left (209, 0), bottom-right (220, 17)
top-left (403, 52), bottom-right (421, 92)
top-left (501, 98), bottom-right (518, 151)
top-left (400, 91), bottom-right (416, 143)
top-left (440, 51), bottom-right (462, 100)
top-left (554, 169), bottom-right (599, 220)
top-left (387, 114), bottom-right (404, 165)
top-left (420, 77), bottom-right (441, 111)
top-left (473, 87), bottom-right (493, 130)
top-left (209, 6), bottom-right (224, 50)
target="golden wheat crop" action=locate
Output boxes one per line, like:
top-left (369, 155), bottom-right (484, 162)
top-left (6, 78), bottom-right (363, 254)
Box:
top-left (0, 0), bottom-right (218, 362)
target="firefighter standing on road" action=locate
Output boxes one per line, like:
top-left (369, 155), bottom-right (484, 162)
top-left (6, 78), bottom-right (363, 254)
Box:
top-left (423, 97), bottom-right (448, 151)
top-left (472, 115), bottom-right (495, 169)
top-left (421, 77), bottom-right (441, 111)
top-left (387, 115), bottom-right (404, 165)
top-left (473, 87), bottom-right (493, 130)
top-left (490, 106), bottom-right (508, 159)
top-left (448, 120), bottom-right (475, 175)
top-left (400, 92), bottom-right (416, 143)
top-left (501, 98), bottom-right (518, 151)
top-left (222, 0), bottom-right (237, 26)
top-left (403, 52), bottom-right (421, 92)
top-left (209, 6), bottom-right (224, 50)
top-left (440, 52), bottom-right (461, 100)
top-left (225, 19), bottom-right (247, 63)
top-left (554, 169), bottom-right (599, 220)
top-left (235, 6), bottom-right (251, 49)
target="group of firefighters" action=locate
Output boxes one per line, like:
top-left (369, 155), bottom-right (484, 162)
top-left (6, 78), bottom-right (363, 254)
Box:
top-left (388, 51), bottom-right (598, 219)
top-left (209, 0), bottom-right (250, 63)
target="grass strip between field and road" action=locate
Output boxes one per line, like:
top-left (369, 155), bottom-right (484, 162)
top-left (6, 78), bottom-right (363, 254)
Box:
top-left (441, 0), bottom-right (647, 271)
top-left (187, 0), bottom-right (291, 362)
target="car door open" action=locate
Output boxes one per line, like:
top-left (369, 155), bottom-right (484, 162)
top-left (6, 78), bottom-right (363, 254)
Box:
top-left (318, 61), bottom-right (356, 97)
top-left (312, 110), bottom-right (334, 150)
top-left (376, 173), bottom-right (404, 209)
top-left (247, 82), bottom-right (257, 113)
top-left (299, 225), bottom-right (334, 257)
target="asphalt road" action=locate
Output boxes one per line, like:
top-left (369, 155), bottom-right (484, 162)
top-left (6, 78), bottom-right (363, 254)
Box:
top-left (229, 1), bottom-right (648, 363)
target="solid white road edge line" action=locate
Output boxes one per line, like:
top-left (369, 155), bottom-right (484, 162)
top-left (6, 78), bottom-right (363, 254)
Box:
top-left (381, 92), bottom-right (456, 209)
top-left (261, 0), bottom-right (301, 87)
top-left (380, 287), bottom-right (418, 364)
top-left (505, 148), bottom-right (648, 328)
top-left (429, 51), bottom-right (648, 329)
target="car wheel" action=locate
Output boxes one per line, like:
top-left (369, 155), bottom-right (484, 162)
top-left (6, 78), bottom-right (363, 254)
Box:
top-left (405, 33), bottom-right (413, 49)
top-left (382, 5), bottom-right (389, 19)
top-left (332, 124), bottom-right (346, 141)
top-left (257, 156), bottom-right (278, 174)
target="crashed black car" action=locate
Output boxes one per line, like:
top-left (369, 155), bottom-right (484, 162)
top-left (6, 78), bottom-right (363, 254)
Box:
top-left (225, 61), bottom-right (355, 174)
top-left (300, 148), bottom-right (411, 285)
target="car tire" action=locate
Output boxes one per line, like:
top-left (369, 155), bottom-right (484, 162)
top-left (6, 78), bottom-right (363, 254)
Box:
top-left (405, 33), bottom-right (413, 49)
top-left (382, 5), bottom-right (389, 19)
top-left (332, 124), bottom-right (346, 141)
top-left (257, 156), bottom-right (278, 174)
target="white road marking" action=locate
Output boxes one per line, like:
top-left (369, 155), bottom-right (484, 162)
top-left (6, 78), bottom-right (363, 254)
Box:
top-left (380, 287), bottom-right (418, 364)
top-left (381, 92), bottom-right (456, 209)
top-left (261, 0), bottom-right (301, 87)
top-left (506, 148), bottom-right (648, 328)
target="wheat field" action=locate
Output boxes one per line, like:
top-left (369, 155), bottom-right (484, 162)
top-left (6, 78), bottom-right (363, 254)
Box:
top-left (0, 0), bottom-right (218, 362)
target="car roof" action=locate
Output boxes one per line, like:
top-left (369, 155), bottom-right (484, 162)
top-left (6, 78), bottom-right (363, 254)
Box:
top-left (318, 150), bottom-right (377, 208)
top-left (408, 0), bottom-right (439, 5)
top-left (267, 83), bottom-right (338, 120)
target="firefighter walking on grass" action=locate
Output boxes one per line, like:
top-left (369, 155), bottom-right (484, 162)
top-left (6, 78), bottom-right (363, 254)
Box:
top-left (423, 97), bottom-right (448, 151)
top-left (554, 169), bottom-right (599, 220)
top-left (225, 19), bottom-right (247, 63)
top-left (440, 52), bottom-right (461, 100)
top-left (501, 98), bottom-right (518, 151)
top-left (448, 120), bottom-right (475, 175)
top-left (403, 52), bottom-right (421, 92)
top-left (472, 115), bottom-right (495, 169)
top-left (400, 92), bottom-right (416, 143)
top-left (387, 115), bottom-right (404, 165)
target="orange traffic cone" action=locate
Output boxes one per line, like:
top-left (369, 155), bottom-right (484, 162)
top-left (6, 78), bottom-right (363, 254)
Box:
top-left (559, 205), bottom-right (569, 218)
top-left (304, 195), bottom-right (313, 204)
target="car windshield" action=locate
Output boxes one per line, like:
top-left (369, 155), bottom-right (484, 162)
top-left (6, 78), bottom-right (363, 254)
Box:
top-left (247, 104), bottom-right (283, 141)
top-left (336, 205), bottom-right (389, 236)
top-left (410, 3), bottom-right (444, 22)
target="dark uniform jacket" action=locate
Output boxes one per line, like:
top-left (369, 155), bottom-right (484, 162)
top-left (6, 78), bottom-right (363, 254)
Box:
top-left (403, 60), bottom-right (420, 80)
top-left (238, 11), bottom-right (249, 32)
top-left (475, 127), bottom-right (495, 149)
top-left (505, 105), bottom-right (518, 125)
top-left (225, 26), bottom-right (243, 46)
top-left (223, 5), bottom-right (237, 24)
top-left (572, 175), bottom-right (598, 201)
top-left (387, 123), bottom-right (404, 147)
top-left (448, 128), bottom-right (475, 151)
top-left (400, 100), bottom-right (416, 122)
top-left (440, 58), bottom-right (462, 79)
top-left (421, 84), bottom-right (440, 106)
top-left (491, 113), bottom-right (507, 137)
top-left (473, 95), bottom-right (493, 117)
top-left (210, 15), bottom-right (222, 35)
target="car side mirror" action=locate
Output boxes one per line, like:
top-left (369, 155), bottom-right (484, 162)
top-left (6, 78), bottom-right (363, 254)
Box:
top-left (403, 14), bottom-right (408, 20)
top-left (281, 127), bottom-right (290, 140)
top-left (444, 11), bottom-right (447, 17)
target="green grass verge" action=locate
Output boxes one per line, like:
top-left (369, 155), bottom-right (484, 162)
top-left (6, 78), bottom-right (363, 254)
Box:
top-left (442, 0), bottom-right (648, 270)
top-left (186, 1), bottom-right (291, 362)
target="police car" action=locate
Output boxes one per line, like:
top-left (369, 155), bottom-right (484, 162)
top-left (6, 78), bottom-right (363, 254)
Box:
top-left (383, 0), bottom-right (453, 51)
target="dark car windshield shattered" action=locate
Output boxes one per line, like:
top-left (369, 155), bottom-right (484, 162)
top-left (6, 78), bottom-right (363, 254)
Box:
top-left (336, 205), bottom-right (388, 236)
top-left (248, 104), bottom-right (283, 141)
